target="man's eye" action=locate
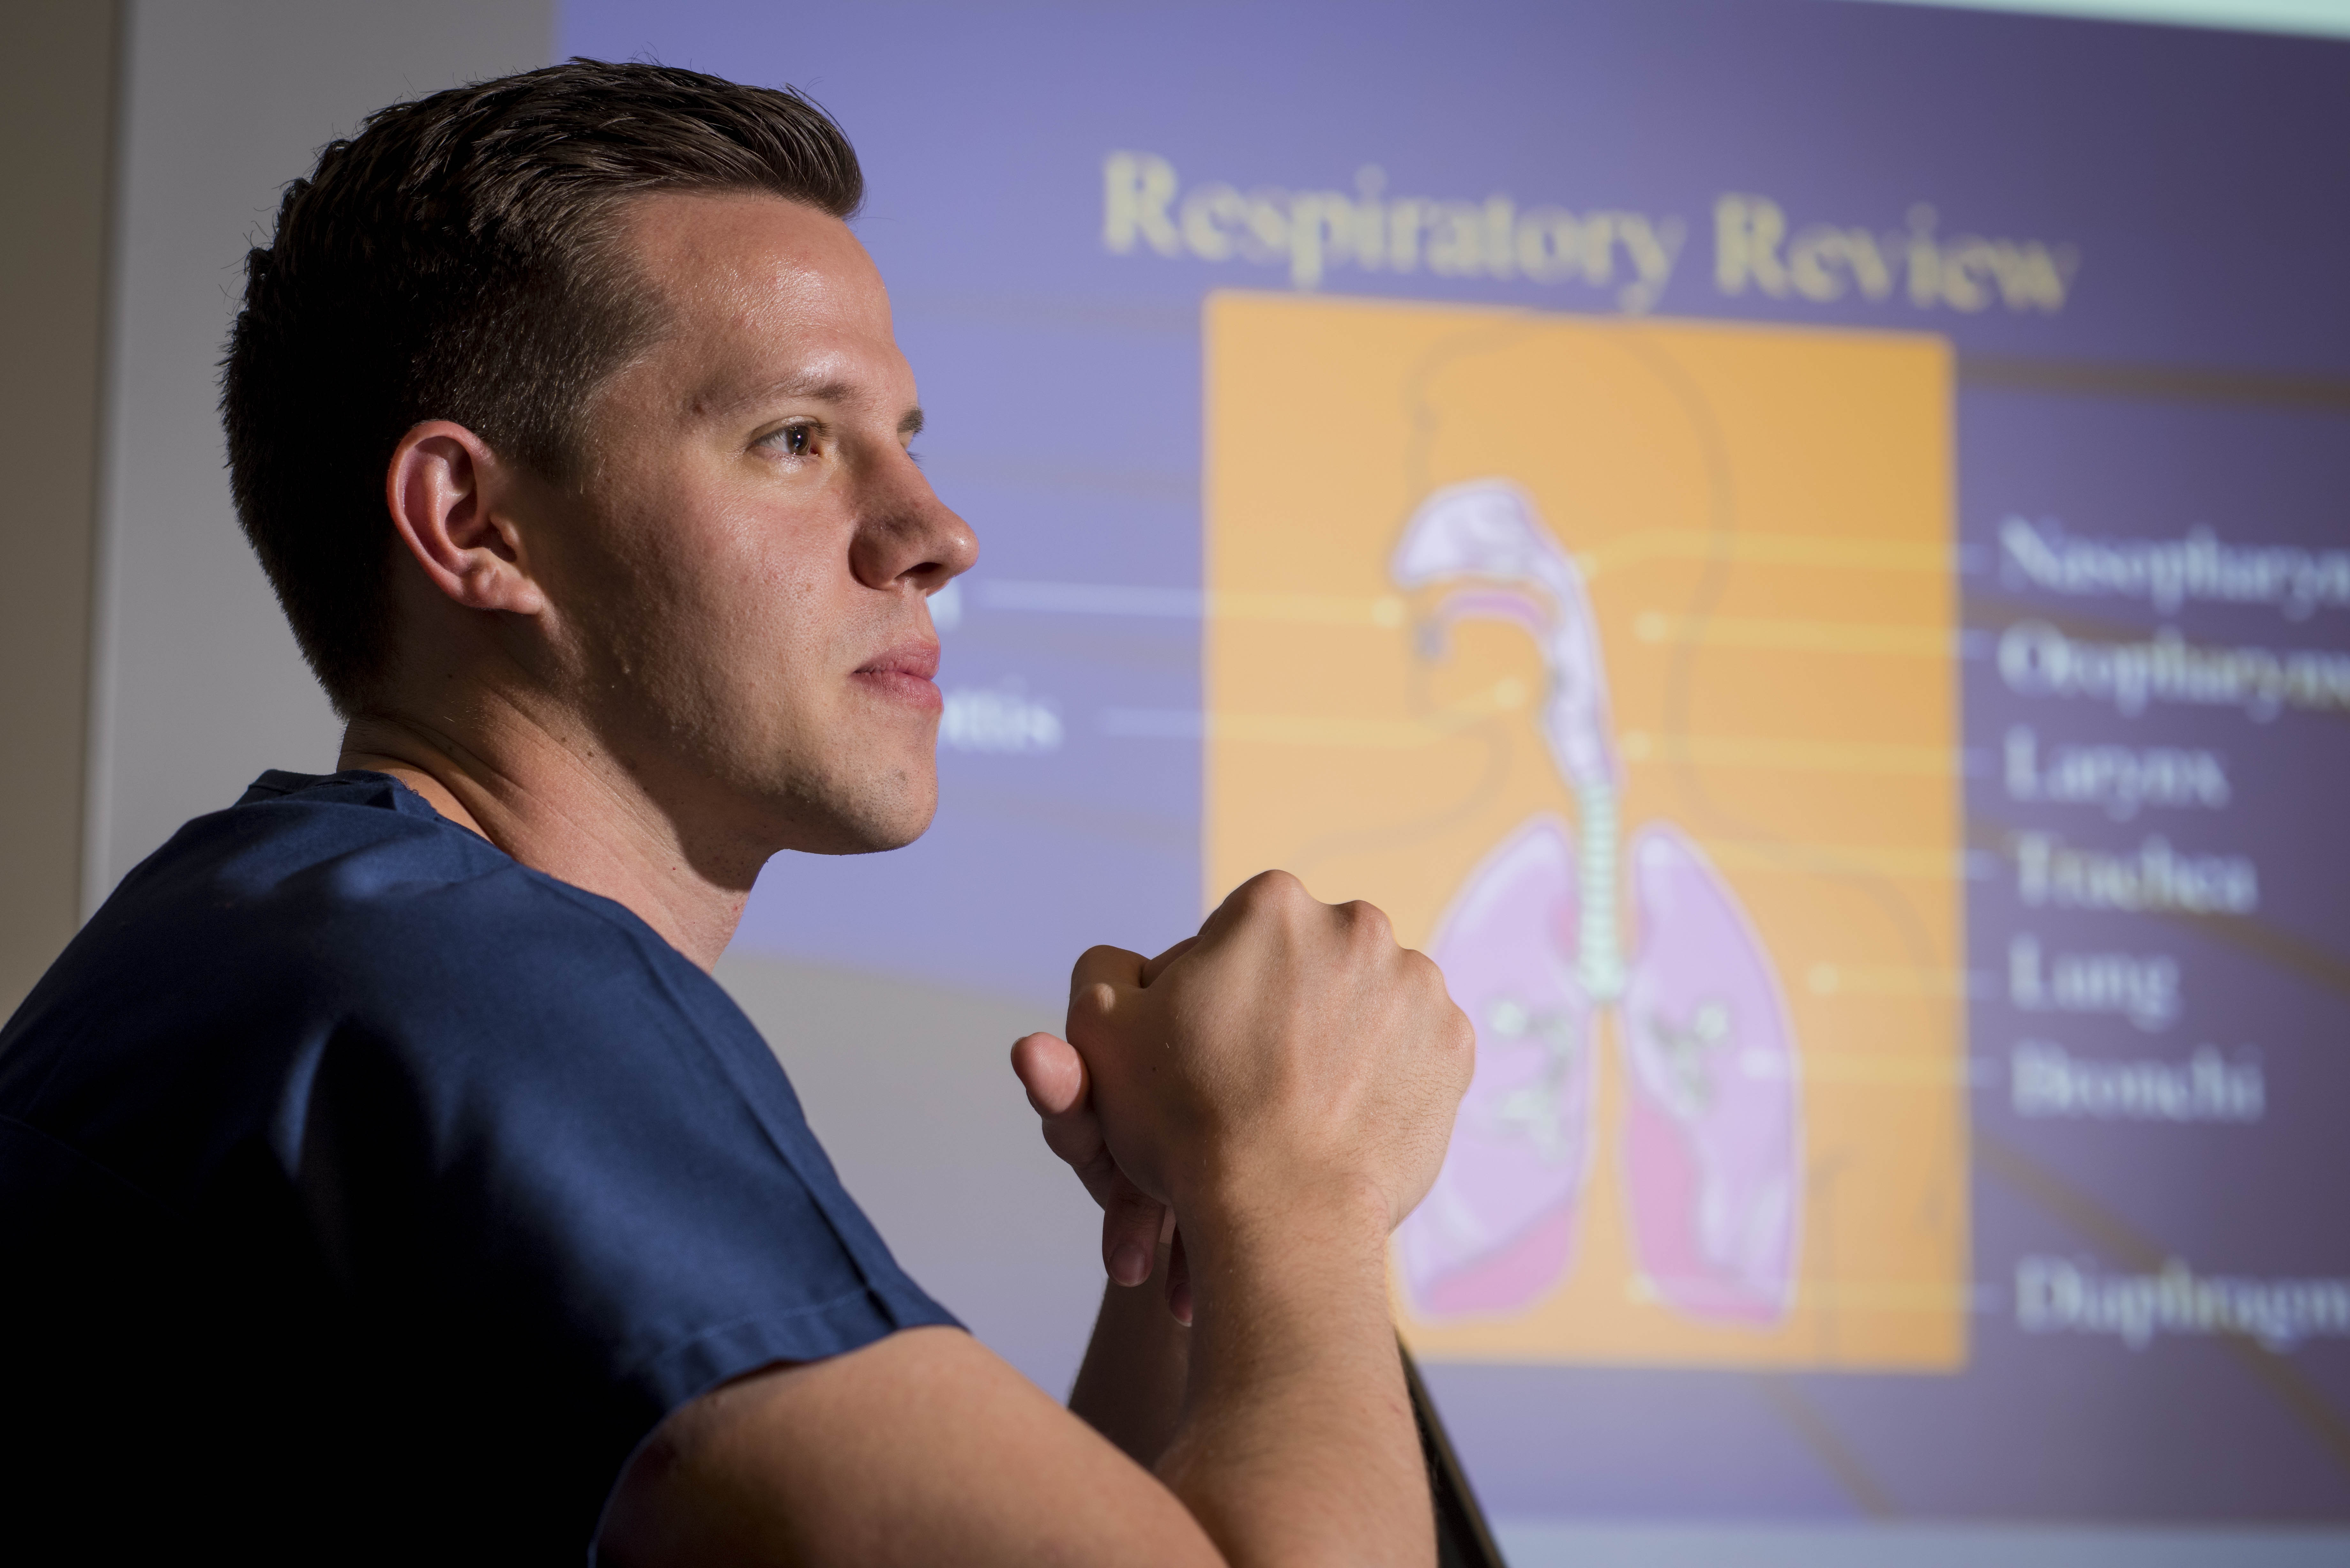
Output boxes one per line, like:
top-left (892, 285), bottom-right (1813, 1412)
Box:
top-left (764, 425), bottom-right (814, 457)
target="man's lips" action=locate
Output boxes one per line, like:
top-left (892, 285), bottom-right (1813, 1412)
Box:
top-left (852, 638), bottom-right (944, 711)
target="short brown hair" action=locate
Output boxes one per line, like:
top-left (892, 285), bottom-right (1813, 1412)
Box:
top-left (222, 59), bottom-right (862, 715)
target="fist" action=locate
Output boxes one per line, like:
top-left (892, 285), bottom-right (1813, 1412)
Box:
top-left (1065, 871), bottom-right (1473, 1236)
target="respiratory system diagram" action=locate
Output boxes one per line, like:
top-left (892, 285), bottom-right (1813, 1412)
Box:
top-left (1392, 481), bottom-right (1803, 1328)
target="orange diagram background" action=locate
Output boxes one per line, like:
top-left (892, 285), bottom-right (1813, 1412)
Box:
top-left (1202, 292), bottom-right (1969, 1370)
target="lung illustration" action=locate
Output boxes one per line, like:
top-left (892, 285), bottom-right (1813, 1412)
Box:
top-left (1391, 480), bottom-right (1802, 1328)
top-left (1400, 818), bottom-right (1598, 1315)
top-left (1619, 824), bottom-right (1801, 1323)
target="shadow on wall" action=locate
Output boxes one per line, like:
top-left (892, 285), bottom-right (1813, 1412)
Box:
top-left (715, 951), bottom-right (1103, 1394)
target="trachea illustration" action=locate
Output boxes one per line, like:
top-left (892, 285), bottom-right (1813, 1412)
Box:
top-left (1393, 480), bottom-right (1802, 1327)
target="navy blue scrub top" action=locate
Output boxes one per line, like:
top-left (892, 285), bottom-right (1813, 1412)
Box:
top-left (0, 771), bottom-right (958, 1563)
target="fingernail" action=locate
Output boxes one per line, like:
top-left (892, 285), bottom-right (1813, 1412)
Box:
top-left (1110, 1243), bottom-right (1150, 1286)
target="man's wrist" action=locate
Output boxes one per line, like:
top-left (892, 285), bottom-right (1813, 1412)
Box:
top-left (1178, 1175), bottom-right (1394, 1317)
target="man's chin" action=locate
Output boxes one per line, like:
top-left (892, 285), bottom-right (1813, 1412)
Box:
top-left (778, 776), bottom-right (938, 857)
top-left (803, 819), bottom-right (931, 857)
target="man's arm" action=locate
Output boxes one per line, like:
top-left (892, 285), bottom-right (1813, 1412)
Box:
top-left (601, 1328), bottom-right (1219, 1567)
top-left (601, 873), bottom-right (1473, 1567)
top-left (601, 1217), bottom-right (1407, 1568)
top-left (602, 1210), bottom-right (1413, 1568)
top-left (1069, 1240), bottom-right (1191, 1469)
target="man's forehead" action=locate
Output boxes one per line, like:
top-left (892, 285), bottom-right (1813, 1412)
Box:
top-left (619, 186), bottom-right (873, 289)
top-left (612, 191), bottom-right (910, 417)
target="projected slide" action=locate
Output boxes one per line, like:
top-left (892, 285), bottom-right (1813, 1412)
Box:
top-left (1205, 298), bottom-right (1963, 1369)
top-left (571, 0), bottom-right (2350, 1538)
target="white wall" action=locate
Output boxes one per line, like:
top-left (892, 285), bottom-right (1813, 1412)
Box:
top-left (1841, 0), bottom-right (2350, 37)
top-left (719, 956), bottom-right (1108, 1394)
top-left (86, 0), bottom-right (555, 904)
top-left (0, 3), bottom-right (115, 1017)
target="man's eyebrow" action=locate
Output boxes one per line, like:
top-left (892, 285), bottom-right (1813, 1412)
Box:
top-left (704, 372), bottom-right (859, 418)
top-left (702, 377), bottom-right (925, 440)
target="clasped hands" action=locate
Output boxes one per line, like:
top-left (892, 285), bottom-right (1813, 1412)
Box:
top-left (1010, 870), bottom-right (1476, 1324)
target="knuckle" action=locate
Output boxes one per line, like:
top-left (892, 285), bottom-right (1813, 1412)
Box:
top-left (1066, 978), bottom-right (1116, 1025)
top-left (1072, 943), bottom-right (1125, 979)
top-left (1445, 1011), bottom-right (1478, 1083)
top-left (1401, 946), bottom-right (1450, 994)
top-left (1242, 868), bottom-right (1306, 909)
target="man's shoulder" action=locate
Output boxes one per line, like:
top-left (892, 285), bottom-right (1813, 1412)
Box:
top-left (104, 767), bottom-right (714, 1015)
top-left (0, 770), bottom-right (762, 1176)
top-left (2, 768), bottom-right (953, 1559)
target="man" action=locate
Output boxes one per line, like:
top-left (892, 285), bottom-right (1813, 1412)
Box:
top-left (0, 60), bottom-right (1471, 1564)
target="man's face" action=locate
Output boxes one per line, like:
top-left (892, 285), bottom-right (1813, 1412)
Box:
top-left (528, 191), bottom-right (976, 858)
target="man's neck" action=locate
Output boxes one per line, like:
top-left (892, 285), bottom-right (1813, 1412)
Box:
top-left (338, 705), bottom-right (756, 971)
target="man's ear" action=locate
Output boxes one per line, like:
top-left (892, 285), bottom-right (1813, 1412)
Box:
top-left (385, 419), bottom-right (548, 615)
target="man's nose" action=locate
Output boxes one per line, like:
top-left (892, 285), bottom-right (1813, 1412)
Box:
top-left (850, 457), bottom-right (978, 593)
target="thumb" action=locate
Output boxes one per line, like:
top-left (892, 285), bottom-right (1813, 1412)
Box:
top-left (1012, 1032), bottom-right (1122, 1211)
top-left (1010, 1031), bottom-right (1086, 1119)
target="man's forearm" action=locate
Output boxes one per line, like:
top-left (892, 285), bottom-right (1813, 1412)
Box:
top-left (1068, 1271), bottom-right (1190, 1466)
top-left (1154, 1192), bottom-right (1432, 1568)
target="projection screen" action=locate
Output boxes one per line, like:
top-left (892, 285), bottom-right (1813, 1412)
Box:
top-left (560, 1), bottom-right (2350, 1558)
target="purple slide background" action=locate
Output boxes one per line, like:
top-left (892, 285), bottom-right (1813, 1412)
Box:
top-left (566, 0), bottom-right (2350, 1525)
